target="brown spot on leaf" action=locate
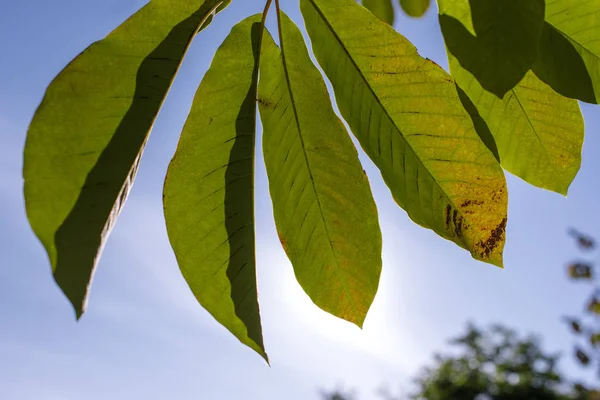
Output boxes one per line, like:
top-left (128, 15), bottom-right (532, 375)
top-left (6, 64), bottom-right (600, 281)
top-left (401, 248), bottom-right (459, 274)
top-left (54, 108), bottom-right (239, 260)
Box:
top-left (479, 218), bottom-right (507, 258)
top-left (455, 216), bottom-right (463, 238)
top-left (257, 97), bottom-right (273, 108)
top-left (460, 199), bottom-right (483, 208)
top-left (445, 205), bottom-right (452, 228)
top-left (276, 228), bottom-right (287, 251)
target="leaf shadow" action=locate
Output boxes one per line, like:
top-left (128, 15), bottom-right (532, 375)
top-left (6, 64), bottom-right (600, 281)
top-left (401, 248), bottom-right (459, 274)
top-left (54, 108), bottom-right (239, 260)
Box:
top-left (455, 83), bottom-right (500, 163)
top-left (53, 5), bottom-right (211, 315)
top-left (532, 22), bottom-right (596, 104)
top-left (439, 0), bottom-right (544, 98)
top-left (223, 21), bottom-right (265, 355)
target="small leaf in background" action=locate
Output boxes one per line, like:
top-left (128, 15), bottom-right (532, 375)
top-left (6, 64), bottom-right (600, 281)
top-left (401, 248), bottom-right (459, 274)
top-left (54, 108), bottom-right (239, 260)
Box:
top-left (399, 0), bottom-right (430, 18)
top-left (533, 0), bottom-right (600, 104)
top-left (563, 317), bottom-right (583, 334)
top-left (568, 263), bottom-right (594, 280)
top-left (591, 333), bottom-right (600, 347)
top-left (438, 0), bottom-right (545, 98)
top-left (587, 297), bottom-right (600, 315)
top-left (576, 347), bottom-right (591, 366)
top-left (363, 0), bottom-right (395, 25)
top-left (163, 15), bottom-right (267, 360)
top-left (23, 0), bottom-right (228, 316)
top-left (447, 56), bottom-right (583, 195)
top-left (258, 13), bottom-right (382, 326)
top-left (569, 228), bottom-right (596, 251)
top-left (302, 0), bottom-right (508, 266)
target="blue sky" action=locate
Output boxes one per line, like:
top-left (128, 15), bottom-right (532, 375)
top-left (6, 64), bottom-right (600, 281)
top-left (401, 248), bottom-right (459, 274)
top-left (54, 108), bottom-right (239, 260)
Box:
top-left (1, 1), bottom-right (599, 399)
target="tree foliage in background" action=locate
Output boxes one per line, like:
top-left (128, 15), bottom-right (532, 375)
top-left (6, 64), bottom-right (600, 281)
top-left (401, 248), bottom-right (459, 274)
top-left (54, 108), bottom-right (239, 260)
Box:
top-left (22, 0), bottom-right (599, 359)
top-left (322, 325), bottom-right (600, 400)
top-left (563, 230), bottom-right (600, 378)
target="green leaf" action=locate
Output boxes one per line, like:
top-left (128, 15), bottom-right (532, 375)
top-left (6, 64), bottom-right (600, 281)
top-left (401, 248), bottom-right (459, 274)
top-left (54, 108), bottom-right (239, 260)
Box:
top-left (258, 13), bottom-right (382, 326)
top-left (532, 0), bottom-right (600, 104)
top-left (438, 0), bottom-right (545, 98)
top-left (301, 0), bottom-right (508, 266)
top-left (449, 53), bottom-right (584, 195)
top-left (163, 15), bottom-right (267, 360)
top-left (399, 0), bottom-right (430, 18)
top-left (23, 0), bottom-right (229, 316)
top-left (363, 0), bottom-right (395, 25)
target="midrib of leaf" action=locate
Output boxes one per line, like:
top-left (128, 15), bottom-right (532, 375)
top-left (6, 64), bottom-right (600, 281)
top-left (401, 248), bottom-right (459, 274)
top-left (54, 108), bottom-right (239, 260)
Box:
top-left (307, 0), bottom-right (495, 254)
top-left (510, 89), bottom-right (550, 159)
top-left (275, 8), bottom-right (356, 312)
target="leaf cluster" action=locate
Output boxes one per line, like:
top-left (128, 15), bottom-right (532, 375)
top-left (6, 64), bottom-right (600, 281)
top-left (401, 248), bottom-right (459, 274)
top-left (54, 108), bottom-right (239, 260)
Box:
top-left (22, 0), bottom-right (600, 359)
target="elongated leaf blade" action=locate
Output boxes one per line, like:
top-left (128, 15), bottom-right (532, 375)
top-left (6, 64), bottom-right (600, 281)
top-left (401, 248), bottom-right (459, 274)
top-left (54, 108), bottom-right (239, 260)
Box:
top-left (23, 0), bottom-right (229, 316)
top-left (163, 15), bottom-right (267, 360)
top-left (532, 0), bottom-right (600, 104)
top-left (448, 55), bottom-right (584, 195)
top-left (301, 0), bottom-right (508, 266)
top-left (399, 0), bottom-right (430, 18)
top-left (363, 0), bottom-right (395, 25)
top-left (258, 14), bottom-right (382, 327)
top-left (438, 0), bottom-right (545, 98)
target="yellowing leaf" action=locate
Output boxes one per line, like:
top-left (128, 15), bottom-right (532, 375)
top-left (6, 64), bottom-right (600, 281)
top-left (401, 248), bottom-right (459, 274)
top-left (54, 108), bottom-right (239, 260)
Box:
top-left (163, 15), bottom-right (267, 360)
top-left (438, 0), bottom-right (545, 98)
top-left (258, 13), bottom-right (382, 326)
top-left (447, 56), bottom-right (583, 195)
top-left (23, 0), bottom-right (229, 316)
top-left (301, 0), bottom-right (508, 266)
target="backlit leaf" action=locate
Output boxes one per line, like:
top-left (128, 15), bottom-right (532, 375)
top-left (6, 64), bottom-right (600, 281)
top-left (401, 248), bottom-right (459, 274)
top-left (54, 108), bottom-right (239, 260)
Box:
top-left (448, 56), bottom-right (583, 195)
top-left (301, 0), bottom-right (508, 266)
top-left (363, 0), bottom-right (395, 25)
top-left (163, 15), bottom-right (267, 360)
top-left (258, 13), bottom-right (382, 326)
top-left (533, 0), bottom-right (600, 104)
top-left (399, 0), bottom-right (430, 18)
top-left (438, 0), bottom-right (545, 98)
top-left (23, 0), bottom-right (229, 316)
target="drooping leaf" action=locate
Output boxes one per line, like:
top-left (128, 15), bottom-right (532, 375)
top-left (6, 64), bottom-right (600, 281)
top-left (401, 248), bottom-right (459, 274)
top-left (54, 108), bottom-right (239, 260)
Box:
top-left (438, 0), bottom-right (545, 98)
top-left (448, 55), bottom-right (583, 195)
top-left (163, 15), bottom-right (267, 360)
top-left (301, 0), bottom-right (508, 266)
top-left (532, 0), bottom-right (600, 104)
top-left (258, 13), bottom-right (382, 326)
top-left (363, 0), bottom-right (395, 25)
top-left (23, 0), bottom-right (229, 316)
top-left (591, 333), bottom-right (600, 347)
top-left (399, 0), bottom-right (430, 18)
